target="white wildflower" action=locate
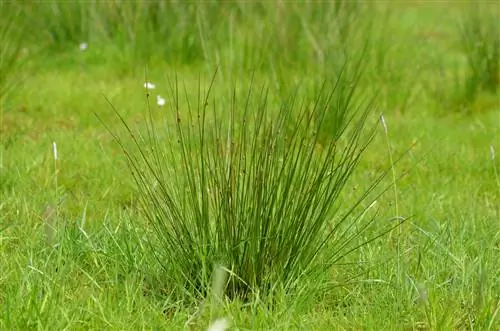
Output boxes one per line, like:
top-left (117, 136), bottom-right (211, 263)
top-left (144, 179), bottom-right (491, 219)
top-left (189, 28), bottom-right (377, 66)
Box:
top-left (157, 95), bottom-right (166, 107)
top-left (144, 82), bottom-right (156, 89)
top-left (79, 42), bottom-right (88, 51)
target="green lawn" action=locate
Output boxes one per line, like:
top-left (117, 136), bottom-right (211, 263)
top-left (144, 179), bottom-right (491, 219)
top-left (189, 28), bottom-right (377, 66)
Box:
top-left (1, 1), bottom-right (499, 330)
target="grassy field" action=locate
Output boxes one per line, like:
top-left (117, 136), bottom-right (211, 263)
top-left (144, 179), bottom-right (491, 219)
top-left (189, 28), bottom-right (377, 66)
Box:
top-left (1, 1), bottom-right (499, 330)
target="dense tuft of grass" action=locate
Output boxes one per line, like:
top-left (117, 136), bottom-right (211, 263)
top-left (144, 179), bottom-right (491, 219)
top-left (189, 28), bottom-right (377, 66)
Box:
top-left (106, 69), bottom-right (396, 304)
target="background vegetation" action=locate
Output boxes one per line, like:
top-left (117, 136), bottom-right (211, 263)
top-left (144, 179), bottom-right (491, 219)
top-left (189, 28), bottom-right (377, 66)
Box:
top-left (1, 1), bottom-right (498, 330)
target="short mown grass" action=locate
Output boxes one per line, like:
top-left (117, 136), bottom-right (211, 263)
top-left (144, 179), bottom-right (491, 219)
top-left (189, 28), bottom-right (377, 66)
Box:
top-left (1, 1), bottom-right (499, 330)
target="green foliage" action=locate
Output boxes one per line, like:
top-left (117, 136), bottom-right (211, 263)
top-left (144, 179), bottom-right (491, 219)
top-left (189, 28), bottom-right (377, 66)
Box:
top-left (426, 2), bottom-right (499, 113)
top-left (458, 2), bottom-right (499, 98)
top-left (0, 3), bottom-right (27, 101)
top-left (23, 1), bottom-right (235, 68)
top-left (12, 1), bottom-right (423, 114)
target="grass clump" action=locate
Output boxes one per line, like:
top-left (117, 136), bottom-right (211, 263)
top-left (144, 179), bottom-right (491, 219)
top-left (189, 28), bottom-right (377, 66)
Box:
top-left (458, 2), bottom-right (499, 98)
top-left (0, 3), bottom-right (27, 102)
top-left (106, 63), bottom-right (397, 306)
top-left (427, 2), bottom-right (499, 113)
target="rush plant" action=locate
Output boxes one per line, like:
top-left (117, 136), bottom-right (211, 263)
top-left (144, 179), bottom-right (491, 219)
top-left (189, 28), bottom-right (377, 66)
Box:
top-left (107, 66), bottom-right (397, 305)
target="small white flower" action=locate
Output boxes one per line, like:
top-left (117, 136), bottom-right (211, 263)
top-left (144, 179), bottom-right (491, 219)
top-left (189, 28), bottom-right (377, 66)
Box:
top-left (157, 95), bottom-right (166, 107)
top-left (207, 318), bottom-right (229, 331)
top-left (144, 82), bottom-right (156, 89)
top-left (79, 42), bottom-right (88, 51)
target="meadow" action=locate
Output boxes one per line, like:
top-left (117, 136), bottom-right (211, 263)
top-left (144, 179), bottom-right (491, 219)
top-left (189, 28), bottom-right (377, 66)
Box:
top-left (1, 1), bottom-right (499, 330)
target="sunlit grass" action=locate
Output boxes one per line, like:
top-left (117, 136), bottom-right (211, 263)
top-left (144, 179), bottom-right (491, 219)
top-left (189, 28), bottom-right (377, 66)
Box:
top-left (1, 1), bottom-right (499, 329)
top-left (0, 3), bottom-right (27, 102)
